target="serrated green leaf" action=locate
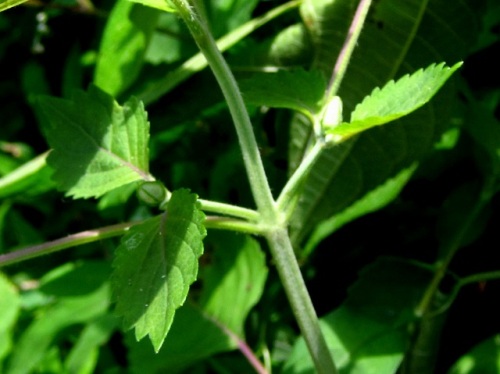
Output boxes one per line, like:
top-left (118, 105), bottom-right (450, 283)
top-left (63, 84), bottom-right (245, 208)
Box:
top-left (126, 231), bottom-right (267, 372)
top-left (289, 0), bottom-right (484, 244)
top-left (240, 69), bottom-right (326, 115)
top-left (284, 258), bottom-right (431, 374)
top-left (112, 189), bottom-right (206, 352)
top-left (327, 62), bottom-right (462, 138)
top-left (37, 85), bottom-right (151, 199)
top-left (94, 0), bottom-right (159, 96)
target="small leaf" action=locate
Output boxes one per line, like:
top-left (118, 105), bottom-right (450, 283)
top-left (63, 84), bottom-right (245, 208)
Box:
top-left (239, 69), bottom-right (326, 115)
top-left (327, 62), bottom-right (462, 139)
top-left (37, 85), bottom-right (151, 199)
top-left (112, 189), bottom-right (206, 352)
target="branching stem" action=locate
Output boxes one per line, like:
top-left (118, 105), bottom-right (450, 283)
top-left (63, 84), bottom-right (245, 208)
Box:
top-left (0, 222), bottom-right (135, 267)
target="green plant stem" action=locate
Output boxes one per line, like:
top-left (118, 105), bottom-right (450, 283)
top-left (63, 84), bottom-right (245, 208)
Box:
top-left (266, 228), bottom-right (336, 374)
top-left (415, 183), bottom-right (492, 317)
top-left (204, 216), bottom-right (265, 235)
top-left (459, 270), bottom-right (500, 286)
top-left (0, 222), bottom-right (135, 268)
top-left (138, 0), bottom-right (302, 105)
top-left (173, 2), bottom-right (337, 372)
top-left (172, 0), bottom-right (277, 222)
top-left (199, 199), bottom-right (260, 221)
top-left (276, 141), bottom-right (324, 222)
top-left (325, 0), bottom-right (372, 99)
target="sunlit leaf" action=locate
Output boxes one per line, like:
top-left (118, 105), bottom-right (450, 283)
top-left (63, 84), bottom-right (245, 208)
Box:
top-left (37, 85), bottom-right (151, 199)
top-left (327, 62), bottom-right (462, 139)
top-left (127, 232), bottom-right (267, 372)
top-left (289, 0), bottom-right (483, 244)
top-left (112, 189), bottom-right (206, 352)
top-left (94, 0), bottom-right (159, 96)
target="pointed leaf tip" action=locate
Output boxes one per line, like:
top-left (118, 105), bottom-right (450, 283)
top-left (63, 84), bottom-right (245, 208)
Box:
top-left (111, 189), bottom-right (206, 351)
top-left (326, 62), bottom-right (462, 140)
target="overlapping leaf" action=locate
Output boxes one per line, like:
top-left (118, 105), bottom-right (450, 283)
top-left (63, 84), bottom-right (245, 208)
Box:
top-left (127, 232), bottom-right (268, 372)
top-left (111, 189), bottom-right (206, 352)
top-left (289, 0), bottom-right (484, 244)
top-left (37, 85), bottom-right (151, 199)
top-left (327, 62), bottom-right (462, 139)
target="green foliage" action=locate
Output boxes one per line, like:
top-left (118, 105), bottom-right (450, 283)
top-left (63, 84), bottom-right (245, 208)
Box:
top-left (327, 62), bottom-right (463, 139)
top-left (112, 189), bottom-right (206, 352)
top-left (0, 0), bottom-right (498, 372)
top-left (448, 334), bottom-right (500, 374)
top-left (94, 0), bottom-right (160, 96)
top-left (37, 85), bottom-right (152, 198)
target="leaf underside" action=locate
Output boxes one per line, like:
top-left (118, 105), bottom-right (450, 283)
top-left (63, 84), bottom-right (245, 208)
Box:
top-left (111, 189), bottom-right (206, 352)
top-left (37, 85), bottom-right (151, 199)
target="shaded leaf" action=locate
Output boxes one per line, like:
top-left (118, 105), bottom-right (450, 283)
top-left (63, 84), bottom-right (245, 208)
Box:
top-left (37, 85), bottom-right (151, 199)
top-left (112, 189), bottom-right (206, 352)
top-left (448, 334), bottom-right (500, 374)
top-left (7, 262), bottom-right (111, 374)
top-left (328, 62), bottom-right (462, 138)
top-left (240, 69), bottom-right (326, 115)
top-left (284, 258), bottom-right (431, 374)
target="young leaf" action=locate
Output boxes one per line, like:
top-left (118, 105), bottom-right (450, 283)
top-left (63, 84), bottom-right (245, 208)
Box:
top-left (0, 0), bottom-right (28, 12)
top-left (239, 69), bottom-right (326, 116)
top-left (327, 62), bottom-right (463, 139)
top-left (37, 85), bottom-right (152, 199)
top-left (112, 189), bottom-right (206, 352)
top-left (128, 0), bottom-right (175, 13)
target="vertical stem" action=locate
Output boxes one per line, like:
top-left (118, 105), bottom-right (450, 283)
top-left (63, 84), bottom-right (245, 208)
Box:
top-left (267, 228), bottom-right (337, 374)
top-left (171, 0), bottom-right (277, 221)
top-left (171, 1), bottom-right (338, 372)
top-left (326, 0), bottom-right (372, 99)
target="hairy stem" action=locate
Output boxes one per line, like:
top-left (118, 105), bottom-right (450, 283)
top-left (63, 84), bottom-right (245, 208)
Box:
top-left (199, 199), bottom-right (260, 221)
top-left (325, 0), bottom-right (372, 99)
top-left (171, 1), bottom-right (337, 372)
top-left (266, 228), bottom-right (336, 374)
top-left (171, 0), bottom-right (277, 221)
top-left (0, 222), bottom-right (135, 267)
top-left (276, 141), bottom-right (324, 222)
